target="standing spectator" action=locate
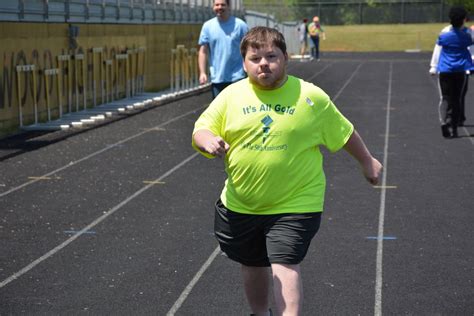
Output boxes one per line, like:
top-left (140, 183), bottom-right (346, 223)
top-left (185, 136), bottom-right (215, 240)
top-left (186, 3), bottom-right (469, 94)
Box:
top-left (429, 19), bottom-right (474, 127)
top-left (192, 26), bottom-right (382, 316)
top-left (429, 6), bottom-right (472, 138)
top-left (297, 18), bottom-right (308, 61)
top-left (198, 0), bottom-right (248, 99)
top-left (307, 16), bottom-right (326, 61)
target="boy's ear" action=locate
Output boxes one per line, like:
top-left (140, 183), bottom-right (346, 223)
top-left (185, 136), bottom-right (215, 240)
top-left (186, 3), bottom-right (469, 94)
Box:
top-left (243, 60), bottom-right (247, 73)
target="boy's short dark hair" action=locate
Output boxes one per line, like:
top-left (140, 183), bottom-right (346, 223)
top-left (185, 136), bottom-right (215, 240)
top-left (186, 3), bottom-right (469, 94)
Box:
top-left (240, 27), bottom-right (287, 58)
top-left (449, 5), bottom-right (467, 28)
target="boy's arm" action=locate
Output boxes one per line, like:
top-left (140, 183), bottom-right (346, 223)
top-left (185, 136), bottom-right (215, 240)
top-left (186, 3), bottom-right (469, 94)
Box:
top-left (343, 130), bottom-right (382, 185)
top-left (193, 129), bottom-right (230, 158)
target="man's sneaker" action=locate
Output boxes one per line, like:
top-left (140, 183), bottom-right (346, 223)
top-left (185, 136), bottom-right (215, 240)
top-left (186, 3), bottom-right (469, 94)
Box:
top-left (441, 124), bottom-right (451, 138)
top-left (451, 128), bottom-right (458, 138)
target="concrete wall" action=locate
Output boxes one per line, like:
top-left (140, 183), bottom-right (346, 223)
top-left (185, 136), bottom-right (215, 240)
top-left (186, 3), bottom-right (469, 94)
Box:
top-left (0, 21), bottom-right (202, 138)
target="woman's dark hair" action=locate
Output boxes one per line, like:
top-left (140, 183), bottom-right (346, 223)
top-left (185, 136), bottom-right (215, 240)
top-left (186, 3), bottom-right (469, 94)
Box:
top-left (240, 27), bottom-right (287, 58)
top-left (449, 6), bottom-right (467, 28)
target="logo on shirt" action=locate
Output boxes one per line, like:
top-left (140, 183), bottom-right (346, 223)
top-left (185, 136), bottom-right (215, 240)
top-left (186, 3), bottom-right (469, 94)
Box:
top-left (261, 115), bottom-right (273, 143)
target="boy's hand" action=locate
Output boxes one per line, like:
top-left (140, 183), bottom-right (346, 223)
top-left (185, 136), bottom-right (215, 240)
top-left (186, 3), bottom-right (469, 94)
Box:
top-left (362, 157), bottom-right (383, 185)
top-left (202, 136), bottom-right (230, 158)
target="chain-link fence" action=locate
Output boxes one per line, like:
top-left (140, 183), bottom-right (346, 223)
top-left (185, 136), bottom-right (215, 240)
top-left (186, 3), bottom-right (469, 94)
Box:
top-left (0, 0), bottom-right (465, 25)
top-left (246, 0), bottom-right (461, 25)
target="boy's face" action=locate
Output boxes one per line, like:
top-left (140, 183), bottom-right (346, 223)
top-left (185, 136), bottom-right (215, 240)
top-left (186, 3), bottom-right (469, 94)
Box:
top-left (243, 44), bottom-right (288, 90)
top-left (213, 0), bottom-right (230, 21)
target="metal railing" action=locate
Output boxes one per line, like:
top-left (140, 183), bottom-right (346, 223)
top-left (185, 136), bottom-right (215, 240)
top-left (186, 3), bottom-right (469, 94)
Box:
top-left (0, 0), bottom-right (245, 23)
top-left (246, 10), bottom-right (299, 56)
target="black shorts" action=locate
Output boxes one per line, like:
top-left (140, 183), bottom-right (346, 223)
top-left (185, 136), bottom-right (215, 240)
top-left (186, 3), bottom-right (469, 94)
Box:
top-left (214, 199), bottom-right (322, 267)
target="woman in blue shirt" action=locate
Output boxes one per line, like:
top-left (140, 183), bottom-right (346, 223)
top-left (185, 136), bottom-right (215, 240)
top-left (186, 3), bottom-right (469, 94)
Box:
top-left (436, 6), bottom-right (473, 138)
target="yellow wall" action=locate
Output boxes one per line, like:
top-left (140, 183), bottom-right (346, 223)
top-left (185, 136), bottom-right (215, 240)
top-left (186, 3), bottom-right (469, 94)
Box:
top-left (0, 22), bottom-right (202, 138)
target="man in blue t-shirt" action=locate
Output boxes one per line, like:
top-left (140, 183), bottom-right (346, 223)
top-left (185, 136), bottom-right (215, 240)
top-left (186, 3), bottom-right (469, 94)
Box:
top-left (198, 0), bottom-right (248, 99)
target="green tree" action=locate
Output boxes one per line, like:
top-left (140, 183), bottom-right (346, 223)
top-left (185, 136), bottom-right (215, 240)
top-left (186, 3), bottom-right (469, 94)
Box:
top-left (444, 0), bottom-right (474, 12)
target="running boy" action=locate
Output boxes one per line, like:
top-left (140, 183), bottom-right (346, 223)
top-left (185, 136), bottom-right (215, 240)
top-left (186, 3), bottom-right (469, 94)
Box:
top-left (192, 26), bottom-right (382, 316)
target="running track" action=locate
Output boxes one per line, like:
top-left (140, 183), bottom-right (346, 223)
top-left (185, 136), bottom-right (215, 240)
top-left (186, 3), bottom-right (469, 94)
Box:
top-left (1, 52), bottom-right (473, 315)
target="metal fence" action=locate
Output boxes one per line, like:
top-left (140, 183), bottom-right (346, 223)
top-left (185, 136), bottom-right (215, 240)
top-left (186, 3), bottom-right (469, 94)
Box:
top-left (246, 0), bottom-right (456, 25)
top-left (245, 10), bottom-right (299, 55)
top-left (0, 1), bottom-right (459, 25)
top-left (0, 0), bottom-right (244, 23)
top-left (299, 0), bottom-right (449, 24)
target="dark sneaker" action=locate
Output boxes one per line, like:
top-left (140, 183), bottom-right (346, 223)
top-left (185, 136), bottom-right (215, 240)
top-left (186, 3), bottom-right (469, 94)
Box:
top-left (451, 128), bottom-right (458, 138)
top-left (441, 124), bottom-right (451, 138)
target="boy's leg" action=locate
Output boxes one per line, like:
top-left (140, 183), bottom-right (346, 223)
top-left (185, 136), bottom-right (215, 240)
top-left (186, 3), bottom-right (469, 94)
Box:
top-left (242, 265), bottom-right (271, 315)
top-left (271, 263), bottom-right (303, 316)
top-left (214, 200), bottom-right (272, 314)
top-left (265, 212), bottom-right (321, 315)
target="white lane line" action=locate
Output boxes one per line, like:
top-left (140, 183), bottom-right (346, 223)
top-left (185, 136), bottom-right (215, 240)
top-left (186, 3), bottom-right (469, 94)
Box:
top-left (332, 62), bottom-right (364, 101)
top-left (166, 61), bottom-right (366, 315)
top-left (461, 127), bottom-right (474, 145)
top-left (0, 152), bottom-right (200, 289)
top-left (0, 106), bottom-right (207, 199)
top-left (306, 63), bottom-right (333, 83)
top-left (166, 246), bottom-right (221, 316)
top-left (374, 62), bottom-right (393, 316)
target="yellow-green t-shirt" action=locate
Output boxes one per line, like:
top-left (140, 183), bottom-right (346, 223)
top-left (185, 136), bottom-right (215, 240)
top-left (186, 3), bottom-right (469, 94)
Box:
top-left (193, 76), bottom-right (353, 215)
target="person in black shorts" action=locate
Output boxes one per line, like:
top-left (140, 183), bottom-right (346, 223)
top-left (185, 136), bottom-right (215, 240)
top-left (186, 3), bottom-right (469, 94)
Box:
top-left (192, 27), bottom-right (382, 315)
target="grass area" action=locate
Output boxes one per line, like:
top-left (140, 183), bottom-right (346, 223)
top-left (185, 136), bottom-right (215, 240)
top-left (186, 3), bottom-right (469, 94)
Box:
top-left (320, 23), bottom-right (462, 52)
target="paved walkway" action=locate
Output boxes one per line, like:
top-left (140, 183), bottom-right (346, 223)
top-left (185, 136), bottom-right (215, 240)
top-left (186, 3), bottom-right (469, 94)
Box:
top-left (1, 52), bottom-right (473, 315)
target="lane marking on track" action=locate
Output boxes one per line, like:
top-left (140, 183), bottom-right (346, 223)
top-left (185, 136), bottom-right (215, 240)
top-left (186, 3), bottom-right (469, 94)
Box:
top-left (306, 63), bottom-right (333, 83)
top-left (0, 106), bottom-right (207, 199)
top-left (0, 152), bottom-right (200, 289)
top-left (166, 246), bottom-right (221, 316)
top-left (373, 185), bottom-right (397, 189)
top-left (27, 176), bottom-right (62, 180)
top-left (64, 230), bottom-right (96, 235)
top-left (166, 60), bottom-right (366, 316)
top-left (374, 61), bottom-right (393, 316)
top-left (366, 236), bottom-right (397, 240)
top-left (142, 180), bottom-right (166, 185)
top-left (332, 62), bottom-right (364, 101)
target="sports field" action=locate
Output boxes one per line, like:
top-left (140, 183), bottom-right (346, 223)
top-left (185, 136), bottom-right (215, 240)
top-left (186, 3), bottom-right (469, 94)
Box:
top-left (322, 23), bottom-right (466, 52)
